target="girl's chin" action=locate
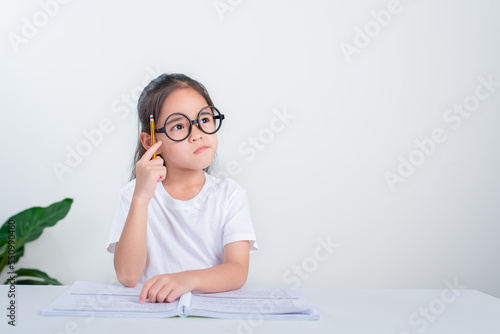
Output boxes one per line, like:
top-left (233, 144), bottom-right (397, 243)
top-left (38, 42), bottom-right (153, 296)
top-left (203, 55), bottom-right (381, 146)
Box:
top-left (195, 154), bottom-right (214, 168)
top-left (165, 154), bottom-right (214, 172)
top-left (183, 161), bottom-right (214, 172)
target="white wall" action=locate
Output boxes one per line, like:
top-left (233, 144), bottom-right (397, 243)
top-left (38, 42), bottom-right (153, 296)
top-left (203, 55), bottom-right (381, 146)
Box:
top-left (1, 0), bottom-right (499, 298)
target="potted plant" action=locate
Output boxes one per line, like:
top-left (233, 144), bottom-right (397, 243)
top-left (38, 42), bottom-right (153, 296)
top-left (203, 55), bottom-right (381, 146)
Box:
top-left (0, 198), bottom-right (73, 285)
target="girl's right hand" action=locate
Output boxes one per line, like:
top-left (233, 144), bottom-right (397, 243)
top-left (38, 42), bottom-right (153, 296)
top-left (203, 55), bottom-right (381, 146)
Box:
top-left (133, 141), bottom-right (166, 201)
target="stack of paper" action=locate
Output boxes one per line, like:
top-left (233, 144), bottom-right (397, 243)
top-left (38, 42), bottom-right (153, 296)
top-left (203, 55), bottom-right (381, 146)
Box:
top-left (41, 281), bottom-right (320, 320)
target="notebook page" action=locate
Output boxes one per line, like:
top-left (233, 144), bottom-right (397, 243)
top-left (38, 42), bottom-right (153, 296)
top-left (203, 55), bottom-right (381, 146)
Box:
top-left (190, 286), bottom-right (311, 314)
top-left (42, 281), bottom-right (179, 317)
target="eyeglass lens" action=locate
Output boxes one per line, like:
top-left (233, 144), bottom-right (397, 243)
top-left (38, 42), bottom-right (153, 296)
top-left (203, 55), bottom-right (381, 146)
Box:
top-left (164, 107), bottom-right (222, 141)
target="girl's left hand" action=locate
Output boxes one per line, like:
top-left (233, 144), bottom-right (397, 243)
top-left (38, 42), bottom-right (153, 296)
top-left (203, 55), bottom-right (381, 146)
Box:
top-left (139, 272), bottom-right (198, 303)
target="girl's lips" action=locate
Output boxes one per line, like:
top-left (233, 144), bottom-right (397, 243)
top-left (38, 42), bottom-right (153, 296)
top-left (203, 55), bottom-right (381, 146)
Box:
top-left (194, 146), bottom-right (208, 154)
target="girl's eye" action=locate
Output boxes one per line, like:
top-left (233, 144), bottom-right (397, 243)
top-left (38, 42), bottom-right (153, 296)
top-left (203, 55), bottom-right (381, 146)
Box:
top-left (171, 124), bottom-right (184, 131)
top-left (200, 117), bottom-right (212, 124)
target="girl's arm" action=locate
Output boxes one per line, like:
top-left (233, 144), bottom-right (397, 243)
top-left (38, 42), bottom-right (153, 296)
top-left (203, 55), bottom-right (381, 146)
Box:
top-left (139, 240), bottom-right (250, 303)
top-left (113, 197), bottom-right (149, 287)
top-left (114, 141), bottom-right (166, 287)
top-left (191, 240), bottom-right (250, 292)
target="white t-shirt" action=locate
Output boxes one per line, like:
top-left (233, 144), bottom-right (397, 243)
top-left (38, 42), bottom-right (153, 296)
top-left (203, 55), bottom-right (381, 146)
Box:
top-left (107, 172), bottom-right (258, 283)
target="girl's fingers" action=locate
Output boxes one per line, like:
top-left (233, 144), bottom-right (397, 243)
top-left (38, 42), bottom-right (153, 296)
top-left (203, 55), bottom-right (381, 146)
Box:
top-left (158, 168), bottom-right (167, 182)
top-left (149, 156), bottom-right (164, 165)
top-left (134, 144), bottom-right (166, 199)
top-left (140, 141), bottom-right (162, 162)
top-left (139, 277), bottom-right (156, 304)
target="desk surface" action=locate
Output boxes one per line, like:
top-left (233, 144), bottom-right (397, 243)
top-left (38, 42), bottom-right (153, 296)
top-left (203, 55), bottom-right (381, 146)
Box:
top-left (1, 285), bottom-right (500, 334)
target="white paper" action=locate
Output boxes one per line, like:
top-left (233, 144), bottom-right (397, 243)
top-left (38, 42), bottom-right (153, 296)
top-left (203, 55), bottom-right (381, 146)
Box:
top-left (41, 281), bottom-right (319, 320)
top-left (191, 286), bottom-right (311, 314)
top-left (42, 281), bottom-right (180, 317)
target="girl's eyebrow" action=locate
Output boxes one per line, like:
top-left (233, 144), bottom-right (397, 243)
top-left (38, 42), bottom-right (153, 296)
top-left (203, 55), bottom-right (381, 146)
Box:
top-left (165, 110), bottom-right (212, 124)
top-left (165, 115), bottom-right (185, 125)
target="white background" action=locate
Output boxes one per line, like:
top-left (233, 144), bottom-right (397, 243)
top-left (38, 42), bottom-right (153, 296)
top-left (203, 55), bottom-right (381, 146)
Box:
top-left (1, 0), bottom-right (499, 298)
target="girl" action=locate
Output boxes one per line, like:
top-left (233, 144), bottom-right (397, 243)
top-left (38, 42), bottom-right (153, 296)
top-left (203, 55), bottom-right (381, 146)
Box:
top-left (107, 73), bottom-right (258, 304)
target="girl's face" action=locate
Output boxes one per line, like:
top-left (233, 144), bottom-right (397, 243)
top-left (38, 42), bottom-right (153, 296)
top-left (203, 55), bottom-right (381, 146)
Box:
top-left (155, 87), bottom-right (218, 172)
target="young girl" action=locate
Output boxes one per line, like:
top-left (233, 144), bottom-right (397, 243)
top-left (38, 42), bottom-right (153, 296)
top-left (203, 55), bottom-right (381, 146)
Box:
top-left (107, 73), bottom-right (258, 304)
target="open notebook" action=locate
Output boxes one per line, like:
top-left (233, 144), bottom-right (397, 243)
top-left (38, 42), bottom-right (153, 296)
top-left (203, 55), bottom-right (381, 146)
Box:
top-left (41, 281), bottom-right (320, 320)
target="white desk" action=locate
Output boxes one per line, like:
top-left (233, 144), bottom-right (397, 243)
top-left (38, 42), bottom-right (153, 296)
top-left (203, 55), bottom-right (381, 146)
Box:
top-left (1, 285), bottom-right (500, 333)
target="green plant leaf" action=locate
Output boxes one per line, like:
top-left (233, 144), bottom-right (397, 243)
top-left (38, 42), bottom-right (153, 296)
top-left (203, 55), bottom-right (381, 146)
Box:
top-left (14, 245), bottom-right (24, 263)
top-left (0, 246), bottom-right (24, 275)
top-left (0, 198), bottom-right (73, 255)
top-left (3, 268), bottom-right (62, 285)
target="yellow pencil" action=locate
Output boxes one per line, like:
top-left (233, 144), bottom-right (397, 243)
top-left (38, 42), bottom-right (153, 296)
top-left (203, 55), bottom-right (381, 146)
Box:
top-left (150, 114), bottom-right (156, 159)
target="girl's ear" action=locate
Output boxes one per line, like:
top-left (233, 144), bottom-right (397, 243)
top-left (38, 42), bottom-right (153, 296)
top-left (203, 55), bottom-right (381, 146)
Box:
top-left (139, 132), bottom-right (163, 155)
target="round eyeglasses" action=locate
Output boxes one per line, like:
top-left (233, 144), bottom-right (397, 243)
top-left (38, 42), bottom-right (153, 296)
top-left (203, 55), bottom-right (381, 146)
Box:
top-left (155, 106), bottom-right (225, 142)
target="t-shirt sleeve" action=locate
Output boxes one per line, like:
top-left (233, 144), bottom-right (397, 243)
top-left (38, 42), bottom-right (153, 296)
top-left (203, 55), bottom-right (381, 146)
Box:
top-left (106, 184), bottom-right (133, 253)
top-left (222, 189), bottom-right (258, 253)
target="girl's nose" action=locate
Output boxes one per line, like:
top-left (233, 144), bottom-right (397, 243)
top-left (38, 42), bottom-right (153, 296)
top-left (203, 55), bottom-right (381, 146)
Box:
top-left (189, 124), bottom-right (203, 142)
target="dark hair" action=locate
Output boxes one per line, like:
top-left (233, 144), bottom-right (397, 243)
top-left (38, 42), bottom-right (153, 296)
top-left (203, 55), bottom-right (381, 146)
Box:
top-left (131, 73), bottom-right (216, 180)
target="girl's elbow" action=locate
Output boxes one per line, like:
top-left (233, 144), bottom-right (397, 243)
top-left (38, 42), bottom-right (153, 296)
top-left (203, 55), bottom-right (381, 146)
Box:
top-left (235, 265), bottom-right (248, 289)
top-left (117, 274), bottom-right (140, 288)
top-left (235, 278), bottom-right (246, 290)
top-left (114, 262), bottom-right (141, 287)
top-left (114, 257), bottom-right (143, 287)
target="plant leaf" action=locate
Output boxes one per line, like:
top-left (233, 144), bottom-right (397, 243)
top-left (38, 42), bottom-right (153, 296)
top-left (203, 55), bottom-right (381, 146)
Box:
top-left (14, 245), bottom-right (24, 263)
top-left (13, 279), bottom-right (56, 285)
top-left (3, 268), bottom-right (62, 285)
top-left (0, 198), bottom-right (73, 252)
top-left (0, 246), bottom-right (24, 275)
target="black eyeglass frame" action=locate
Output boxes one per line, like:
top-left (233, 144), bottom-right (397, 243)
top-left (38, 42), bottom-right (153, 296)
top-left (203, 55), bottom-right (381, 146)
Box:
top-left (155, 106), bottom-right (225, 142)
